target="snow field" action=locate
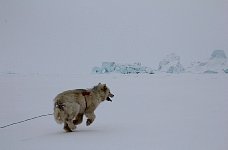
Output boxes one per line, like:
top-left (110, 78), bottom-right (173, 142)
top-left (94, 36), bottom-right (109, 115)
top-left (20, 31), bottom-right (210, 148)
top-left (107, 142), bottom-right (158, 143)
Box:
top-left (0, 74), bottom-right (228, 150)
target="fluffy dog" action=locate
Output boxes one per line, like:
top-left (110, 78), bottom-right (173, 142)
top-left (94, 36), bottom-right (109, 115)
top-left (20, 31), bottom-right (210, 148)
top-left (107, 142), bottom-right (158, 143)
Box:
top-left (53, 83), bottom-right (114, 132)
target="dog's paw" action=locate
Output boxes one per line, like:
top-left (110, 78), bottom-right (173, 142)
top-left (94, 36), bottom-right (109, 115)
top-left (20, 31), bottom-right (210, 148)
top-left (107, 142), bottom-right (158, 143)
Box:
top-left (86, 119), bottom-right (93, 126)
top-left (64, 125), bottom-right (73, 132)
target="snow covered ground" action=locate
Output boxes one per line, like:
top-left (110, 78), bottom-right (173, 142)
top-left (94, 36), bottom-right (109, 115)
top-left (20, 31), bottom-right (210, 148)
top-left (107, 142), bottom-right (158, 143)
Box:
top-left (1, 0), bottom-right (228, 149)
top-left (0, 73), bottom-right (228, 150)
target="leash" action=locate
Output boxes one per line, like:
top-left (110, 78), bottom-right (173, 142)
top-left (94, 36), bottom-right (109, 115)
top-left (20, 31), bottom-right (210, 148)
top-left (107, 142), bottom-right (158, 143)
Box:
top-left (0, 113), bottom-right (53, 129)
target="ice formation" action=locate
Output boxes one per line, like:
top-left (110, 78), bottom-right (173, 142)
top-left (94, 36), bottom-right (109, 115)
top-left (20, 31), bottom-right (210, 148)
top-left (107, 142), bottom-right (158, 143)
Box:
top-left (92, 50), bottom-right (228, 74)
top-left (92, 62), bottom-right (154, 74)
top-left (157, 53), bottom-right (185, 73)
top-left (187, 50), bottom-right (228, 73)
top-left (210, 50), bottom-right (227, 60)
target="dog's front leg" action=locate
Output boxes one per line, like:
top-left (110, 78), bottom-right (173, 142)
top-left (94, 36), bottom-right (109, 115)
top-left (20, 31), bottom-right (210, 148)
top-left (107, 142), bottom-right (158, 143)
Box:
top-left (85, 112), bottom-right (96, 126)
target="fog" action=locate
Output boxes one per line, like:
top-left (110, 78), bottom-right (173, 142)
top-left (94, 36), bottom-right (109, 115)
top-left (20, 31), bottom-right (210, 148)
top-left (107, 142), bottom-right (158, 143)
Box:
top-left (1, 0), bottom-right (228, 74)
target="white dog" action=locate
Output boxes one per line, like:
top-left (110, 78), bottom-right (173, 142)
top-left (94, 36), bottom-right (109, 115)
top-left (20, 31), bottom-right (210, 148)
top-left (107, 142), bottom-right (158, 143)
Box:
top-left (54, 83), bottom-right (114, 132)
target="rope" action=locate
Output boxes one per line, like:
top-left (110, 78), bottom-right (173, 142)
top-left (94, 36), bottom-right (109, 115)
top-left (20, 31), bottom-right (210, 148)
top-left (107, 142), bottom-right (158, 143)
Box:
top-left (0, 113), bottom-right (53, 129)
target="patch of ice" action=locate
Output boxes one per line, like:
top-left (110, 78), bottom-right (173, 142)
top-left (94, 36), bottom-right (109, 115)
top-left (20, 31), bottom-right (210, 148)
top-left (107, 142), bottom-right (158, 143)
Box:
top-left (157, 53), bottom-right (185, 73)
top-left (92, 50), bottom-right (228, 74)
top-left (92, 62), bottom-right (154, 74)
top-left (210, 50), bottom-right (227, 60)
top-left (204, 70), bottom-right (218, 74)
top-left (187, 50), bottom-right (228, 73)
top-left (224, 69), bottom-right (228, 73)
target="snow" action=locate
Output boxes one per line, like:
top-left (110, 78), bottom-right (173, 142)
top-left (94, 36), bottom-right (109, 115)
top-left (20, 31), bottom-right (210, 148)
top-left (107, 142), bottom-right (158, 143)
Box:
top-left (1, 0), bottom-right (228, 149)
top-left (1, 73), bottom-right (228, 150)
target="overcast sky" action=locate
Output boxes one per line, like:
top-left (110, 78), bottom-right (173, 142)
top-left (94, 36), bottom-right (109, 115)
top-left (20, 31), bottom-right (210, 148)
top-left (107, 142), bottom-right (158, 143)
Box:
top-left (1, 0), bottom-right (228, 74)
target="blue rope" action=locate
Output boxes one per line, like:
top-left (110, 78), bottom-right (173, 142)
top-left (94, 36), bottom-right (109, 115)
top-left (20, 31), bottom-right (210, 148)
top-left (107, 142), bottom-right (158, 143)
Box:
top-left (1, 113), bottom-right (53, 129)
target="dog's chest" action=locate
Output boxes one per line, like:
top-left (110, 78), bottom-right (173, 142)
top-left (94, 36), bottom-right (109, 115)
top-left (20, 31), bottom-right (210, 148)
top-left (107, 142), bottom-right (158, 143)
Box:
top-left (86, 101), bottom-right (99, 113)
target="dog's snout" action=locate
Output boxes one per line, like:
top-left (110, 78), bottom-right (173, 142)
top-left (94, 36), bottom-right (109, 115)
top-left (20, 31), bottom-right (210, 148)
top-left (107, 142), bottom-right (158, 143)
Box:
top-left (110, 93), bottom-right (114, 98)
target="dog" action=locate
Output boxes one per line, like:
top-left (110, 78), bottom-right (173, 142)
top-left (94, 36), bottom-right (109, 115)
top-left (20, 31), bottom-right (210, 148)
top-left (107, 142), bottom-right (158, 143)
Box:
top-left (53, 83), bottom-right (114, 132)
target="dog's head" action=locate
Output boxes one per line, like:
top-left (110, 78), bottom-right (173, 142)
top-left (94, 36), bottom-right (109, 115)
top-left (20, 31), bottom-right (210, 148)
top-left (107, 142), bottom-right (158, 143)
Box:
top-left (96, 83), bottom-right (114, 102)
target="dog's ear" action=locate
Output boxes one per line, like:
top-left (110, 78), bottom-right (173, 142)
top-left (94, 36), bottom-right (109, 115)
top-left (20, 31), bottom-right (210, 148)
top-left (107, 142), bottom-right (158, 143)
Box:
top-left (102, 84), bottom-right (107, 91)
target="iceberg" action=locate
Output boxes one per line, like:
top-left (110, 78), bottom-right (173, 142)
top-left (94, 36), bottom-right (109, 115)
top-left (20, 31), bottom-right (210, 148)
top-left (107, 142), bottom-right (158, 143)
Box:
top-left (187, 50), bottom-right (228, 73)
top-left (224, 69), bottom-right (228, 73)
top-left (92, 62), bottom-right (154, 74)
top-left (210, 50), bottom-right (227, 60)
top-left (92, 50), bottom-right (228, 74)
top-left (157, 53), bottom-right (185, 73)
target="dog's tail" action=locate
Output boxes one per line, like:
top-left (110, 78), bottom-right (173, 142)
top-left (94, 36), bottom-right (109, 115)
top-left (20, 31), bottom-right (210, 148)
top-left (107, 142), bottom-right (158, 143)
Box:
top-left (54, 101), bottom-right (65, 124)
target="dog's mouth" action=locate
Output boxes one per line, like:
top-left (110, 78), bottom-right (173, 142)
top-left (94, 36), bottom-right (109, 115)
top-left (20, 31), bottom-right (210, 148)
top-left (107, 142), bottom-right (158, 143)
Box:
top-left (106, 97), bottom-right (112, 102)
top-left (106, 94), bottom-right (114, 102)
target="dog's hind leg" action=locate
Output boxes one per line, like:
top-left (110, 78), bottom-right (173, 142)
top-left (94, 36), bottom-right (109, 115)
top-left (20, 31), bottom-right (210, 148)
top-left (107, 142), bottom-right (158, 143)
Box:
top-left (66, 120), bottom-right (76, 131)
top-left (64, 122), bottom-right (73, 132)
top-left (73, 113), bottom-right (84, 125)
top-left (64, 118), bottom-right (77, 132)
top-left (63, 103), bottom-right (80, 132)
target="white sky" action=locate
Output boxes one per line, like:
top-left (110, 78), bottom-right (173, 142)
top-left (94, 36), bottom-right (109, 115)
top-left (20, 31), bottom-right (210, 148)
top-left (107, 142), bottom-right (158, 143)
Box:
top-left (0, 0), bottom-right (228, 74)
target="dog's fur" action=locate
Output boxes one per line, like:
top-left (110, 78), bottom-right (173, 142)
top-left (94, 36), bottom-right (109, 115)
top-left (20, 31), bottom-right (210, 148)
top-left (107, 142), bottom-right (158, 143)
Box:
top-left (53, 83), bottom-right (114, 132)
